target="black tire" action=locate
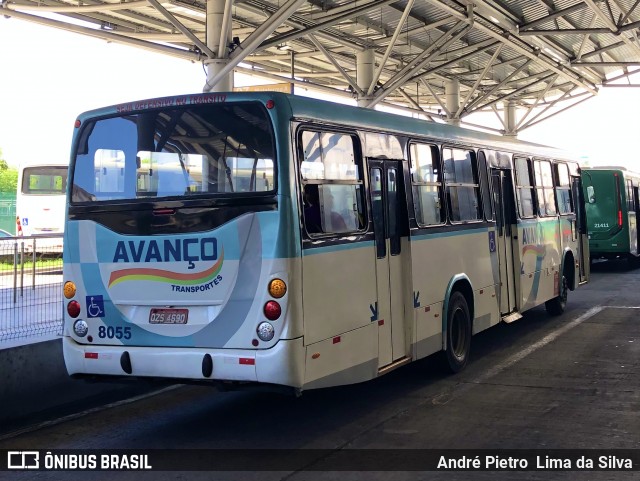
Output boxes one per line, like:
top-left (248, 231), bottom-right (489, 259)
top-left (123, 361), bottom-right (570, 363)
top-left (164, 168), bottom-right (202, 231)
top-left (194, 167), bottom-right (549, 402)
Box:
top-left (441, 291), bottom-right (471, 373)
top-left (545, 274), bottom-right (568, 316)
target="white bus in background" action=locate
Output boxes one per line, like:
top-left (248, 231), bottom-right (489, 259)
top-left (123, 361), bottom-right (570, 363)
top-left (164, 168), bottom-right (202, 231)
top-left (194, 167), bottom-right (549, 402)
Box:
top-left (16, 163), bottom-right (67, 251)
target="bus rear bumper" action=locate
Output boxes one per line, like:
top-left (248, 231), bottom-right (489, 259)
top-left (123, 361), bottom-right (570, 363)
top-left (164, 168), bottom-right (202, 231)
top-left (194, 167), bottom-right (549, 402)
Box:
top-left (62, 336), bottom-right (305, 388)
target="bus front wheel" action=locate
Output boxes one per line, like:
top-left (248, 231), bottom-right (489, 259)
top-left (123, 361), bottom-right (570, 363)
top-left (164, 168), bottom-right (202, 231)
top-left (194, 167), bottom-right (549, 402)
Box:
top-left (545, 274), bottom-right (568, 316)
top-left (442, 291), bottom-right (471, 373)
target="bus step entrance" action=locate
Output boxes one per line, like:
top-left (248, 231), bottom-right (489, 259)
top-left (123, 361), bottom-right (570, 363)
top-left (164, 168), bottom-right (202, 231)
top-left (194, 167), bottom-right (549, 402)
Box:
top-left (502, 312), bottom-right (523, 324)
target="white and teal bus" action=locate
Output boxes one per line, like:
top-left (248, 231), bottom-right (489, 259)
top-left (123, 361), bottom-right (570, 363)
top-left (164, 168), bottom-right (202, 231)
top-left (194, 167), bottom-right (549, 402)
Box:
top-left (62, 92), bottom-right (589, 392)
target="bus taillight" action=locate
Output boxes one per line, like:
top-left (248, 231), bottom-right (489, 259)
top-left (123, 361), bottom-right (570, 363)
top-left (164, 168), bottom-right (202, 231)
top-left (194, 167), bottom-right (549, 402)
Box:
top-left (67, 301), bottom-right (81, 318)
top-left (264, 301), bottom-right (281, 320)
top-left (614, 172), bottom-right (623, 228)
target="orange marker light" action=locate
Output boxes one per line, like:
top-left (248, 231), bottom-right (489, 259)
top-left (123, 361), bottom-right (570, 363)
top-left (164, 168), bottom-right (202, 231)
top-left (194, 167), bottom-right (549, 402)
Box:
top-left (268, 279), bottom-right (287, 298)
top-left (63, 281), bottom-right (77, 299)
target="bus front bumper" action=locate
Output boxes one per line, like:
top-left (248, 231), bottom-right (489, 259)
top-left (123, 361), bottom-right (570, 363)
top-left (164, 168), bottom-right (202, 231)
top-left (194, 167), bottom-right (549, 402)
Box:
top-left (62, 336), bottom-right (305, 388)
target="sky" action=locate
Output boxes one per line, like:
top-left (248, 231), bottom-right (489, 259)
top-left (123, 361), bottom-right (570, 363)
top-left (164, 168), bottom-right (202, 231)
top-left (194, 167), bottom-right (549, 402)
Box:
top-left (1, 15), bottom-right (640, 171)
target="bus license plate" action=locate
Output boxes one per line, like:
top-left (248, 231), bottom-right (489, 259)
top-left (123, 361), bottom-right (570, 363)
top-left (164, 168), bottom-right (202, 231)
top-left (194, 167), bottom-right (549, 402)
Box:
top-left (149, 308), bottom-right (189, 324)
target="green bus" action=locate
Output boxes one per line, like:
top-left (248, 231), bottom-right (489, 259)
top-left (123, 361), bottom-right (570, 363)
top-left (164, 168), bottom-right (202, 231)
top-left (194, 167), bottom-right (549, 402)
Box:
top-left (581, 167), bottom-right (640, 262)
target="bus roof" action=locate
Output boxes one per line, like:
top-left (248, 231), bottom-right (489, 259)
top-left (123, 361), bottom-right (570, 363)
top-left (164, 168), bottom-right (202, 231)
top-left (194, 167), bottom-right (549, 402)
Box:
top-left (582, 166), bottom-right (640, 179)
top-left (75, 91), bottom-right (580, 163)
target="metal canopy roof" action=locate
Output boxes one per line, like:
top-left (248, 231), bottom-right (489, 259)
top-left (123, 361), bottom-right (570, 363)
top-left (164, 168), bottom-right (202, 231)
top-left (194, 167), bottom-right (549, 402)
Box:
top-left (3, 0), bottom-right (640, 133)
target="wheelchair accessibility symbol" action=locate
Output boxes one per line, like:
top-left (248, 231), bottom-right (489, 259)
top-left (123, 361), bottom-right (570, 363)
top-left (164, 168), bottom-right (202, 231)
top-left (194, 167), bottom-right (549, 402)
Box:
top-left (488, 231), bottom-right (496, 253)
top-left (86, 295), bottom-right (105, 318)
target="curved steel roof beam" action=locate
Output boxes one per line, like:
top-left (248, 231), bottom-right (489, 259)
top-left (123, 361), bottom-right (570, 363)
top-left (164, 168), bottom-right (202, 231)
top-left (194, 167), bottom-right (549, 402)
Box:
top-left (307, 34), bottom-right (363, 95)
top-left (366, 22), bottom-right (473, 108)
top-left (0, 7), bottom-right (201, 61)
top-left (465, 59), bottom-right (533, 112)
top-left (367, 0), bottom-right (416, 96)
top-left (407, 40), bottom-right (499, 84)
top-left (519, 4), bottom-right (588, 30)
top-left (618, 0), bottom-right (640, 25)
top-left (520, 92), bottom-right (594, 131)
top-left (473, 73), bottom-right (557, 112)
top-left (13, 0), bottom-right (185, 33)
top-left (258, 0), bottom-right (398, 50)
top-left (423, 0), bottom-right (598, 95)
top-left (455, 44), bottom-right (504, 117)
top-left (236, 1), bottom-right (365, 51)
top-left (146, 0), bottom-right (214, 57)
top-left (203, 0), bottom-right (308, 90)
top-left (515, 73), bottom-right (560, 129)
top-left (5, 0), bottom-right (149, 13)
top-left (583, 0), bottom-right (640, 56)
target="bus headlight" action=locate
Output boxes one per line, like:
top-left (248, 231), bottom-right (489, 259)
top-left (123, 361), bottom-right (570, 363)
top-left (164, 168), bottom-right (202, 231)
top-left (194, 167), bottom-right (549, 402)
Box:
top-left (73, 320), bottom-right (89, 337)
top-left (256, 322), bottom-right (275, 341)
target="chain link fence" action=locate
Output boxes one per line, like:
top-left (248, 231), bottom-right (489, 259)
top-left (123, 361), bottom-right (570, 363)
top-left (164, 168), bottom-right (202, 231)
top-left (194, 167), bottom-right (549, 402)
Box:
top-left (0, 193), bottom-right (16, 234)
top-left (0, 234), bottom-right (63, 343)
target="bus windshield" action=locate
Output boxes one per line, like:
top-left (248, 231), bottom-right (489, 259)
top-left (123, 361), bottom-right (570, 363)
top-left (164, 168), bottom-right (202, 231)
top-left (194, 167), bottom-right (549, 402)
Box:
top-left (71, 102), bottom-right (275, 203)
top-left (22, 166), bottom-right (67, 195)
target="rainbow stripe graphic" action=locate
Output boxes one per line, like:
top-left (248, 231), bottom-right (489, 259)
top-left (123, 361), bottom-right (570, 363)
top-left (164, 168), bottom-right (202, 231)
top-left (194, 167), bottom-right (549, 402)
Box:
top-left (522, 244), bottom-right (545, 257)
top-left (108, 248), bottom-right (224, 288)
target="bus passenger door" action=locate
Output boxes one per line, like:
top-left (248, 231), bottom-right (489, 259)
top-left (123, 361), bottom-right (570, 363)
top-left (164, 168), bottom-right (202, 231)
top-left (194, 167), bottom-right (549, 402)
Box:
top-left (491, 169), bottom-right (517, 315)
top-left (572, 176), bottom-right (590, 283)
top-left (369, 161), bottom-right (408, 368)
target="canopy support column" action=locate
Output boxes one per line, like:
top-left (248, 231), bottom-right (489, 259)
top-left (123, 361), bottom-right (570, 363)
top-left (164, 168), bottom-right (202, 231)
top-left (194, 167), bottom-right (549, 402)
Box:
top-left (504, 101), bottom-right (518, 137)
top-left (204, 0), bottom-right (233, 92)
top-left (445, 79), bottom-right (460, 126)
top-left (356, 49), bottom-right (375, 107)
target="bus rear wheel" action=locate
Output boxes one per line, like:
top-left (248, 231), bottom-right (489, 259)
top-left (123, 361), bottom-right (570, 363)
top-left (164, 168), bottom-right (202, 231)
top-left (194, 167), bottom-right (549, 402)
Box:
top-left (545, 274), bottom-right (568, 316)
top-left (441, 291), bottom-right (471, 373)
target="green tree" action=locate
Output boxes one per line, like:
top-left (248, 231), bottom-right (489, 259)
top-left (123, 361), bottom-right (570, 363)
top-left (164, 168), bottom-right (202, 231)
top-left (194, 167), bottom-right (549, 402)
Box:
top-left (0, 148), bottom-right (7, 170)
top-left (0, 169), bottom-right (17, 194)
top-left (0, 148), bottom-right (17, 194)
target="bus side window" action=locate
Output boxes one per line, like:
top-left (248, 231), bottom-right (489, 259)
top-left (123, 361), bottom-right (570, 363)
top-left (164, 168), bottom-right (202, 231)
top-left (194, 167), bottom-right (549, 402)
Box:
top-left (555, 162), bottom-right (573, 214)
top-left (409, 143), bottom-right (443, 226)
top-left (303, 184), bottom-right (322, 233)
top-left (443, 147), bottom-right (480, 222)
top-left (299, 130), bottom-right (365, 236)
top-left (534, 159), bottom-right (557, 216)
top-left (514, 157), bottom-right (535, 218)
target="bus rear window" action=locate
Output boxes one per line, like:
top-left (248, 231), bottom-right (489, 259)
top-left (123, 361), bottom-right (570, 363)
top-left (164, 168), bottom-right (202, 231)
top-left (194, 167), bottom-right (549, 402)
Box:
top-left (72, 103), bottom-right (275, 202)
top-left (22, 166), bottom-right (68, 195)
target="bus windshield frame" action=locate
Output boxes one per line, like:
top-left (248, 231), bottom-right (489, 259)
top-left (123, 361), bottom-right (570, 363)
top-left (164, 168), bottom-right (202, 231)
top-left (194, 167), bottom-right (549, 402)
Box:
top-left (70, 101), bottom-right (277, 205)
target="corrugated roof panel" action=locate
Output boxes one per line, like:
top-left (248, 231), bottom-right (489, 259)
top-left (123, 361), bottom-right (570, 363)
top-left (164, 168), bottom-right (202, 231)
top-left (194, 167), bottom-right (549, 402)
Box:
top-left (3, 0), bottom-right (638, 120)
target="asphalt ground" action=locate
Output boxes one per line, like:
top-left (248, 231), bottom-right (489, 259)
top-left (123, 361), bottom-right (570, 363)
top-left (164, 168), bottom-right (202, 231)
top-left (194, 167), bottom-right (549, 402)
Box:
top-left (0, 259), bottom-right (639, 481)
